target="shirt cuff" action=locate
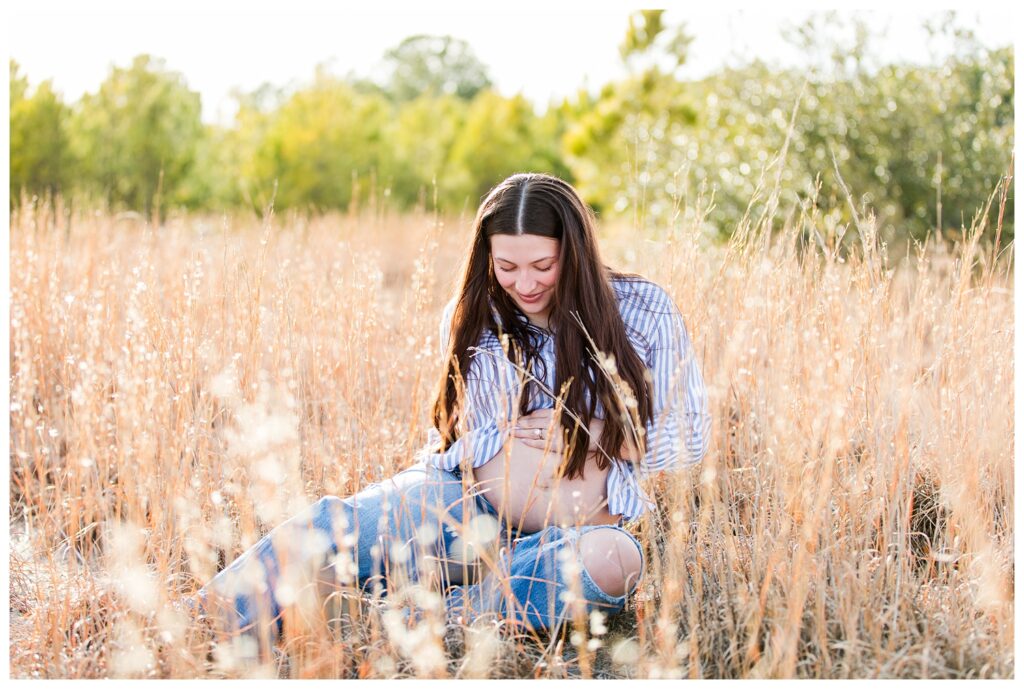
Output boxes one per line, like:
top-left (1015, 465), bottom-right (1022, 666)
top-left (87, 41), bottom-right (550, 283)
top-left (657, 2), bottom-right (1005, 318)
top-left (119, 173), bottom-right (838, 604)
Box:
top-left (416, 420), bottom-right (510, 473)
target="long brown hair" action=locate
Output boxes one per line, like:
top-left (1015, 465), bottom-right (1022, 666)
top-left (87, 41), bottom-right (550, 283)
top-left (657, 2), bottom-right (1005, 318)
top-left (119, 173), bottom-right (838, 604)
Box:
top-left (431, 172), bottom-right (653, 480)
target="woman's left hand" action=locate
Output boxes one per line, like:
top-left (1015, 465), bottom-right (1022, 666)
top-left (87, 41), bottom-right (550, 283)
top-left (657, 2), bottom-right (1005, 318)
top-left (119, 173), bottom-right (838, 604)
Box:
top-left (513, 408), bottom-right (604, 454)
top-left (513, 408), bottom-right (564, 453)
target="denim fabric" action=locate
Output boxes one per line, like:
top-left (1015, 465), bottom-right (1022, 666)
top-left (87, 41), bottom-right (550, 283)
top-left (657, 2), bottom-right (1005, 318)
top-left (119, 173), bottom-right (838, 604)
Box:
top-left (193, 462), bottom-right (644, 639)
top-left (445, 521), bottom-right (645, 632)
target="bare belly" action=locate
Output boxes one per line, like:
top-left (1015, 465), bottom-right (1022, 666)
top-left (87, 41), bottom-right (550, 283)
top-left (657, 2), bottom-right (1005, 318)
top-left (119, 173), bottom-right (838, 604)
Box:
top-left (470, 438), bottom-right (619, 534)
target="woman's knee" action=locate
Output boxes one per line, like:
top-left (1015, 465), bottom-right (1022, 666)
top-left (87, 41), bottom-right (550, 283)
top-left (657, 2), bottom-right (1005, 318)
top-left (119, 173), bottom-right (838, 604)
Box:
top-left (395, 467), bottom-right (465, 520)
top-left (313, 495), bottom-right (348, 530)
top-left (316, 494), bottom-right (344, 511)
top-left (578, 529), bottom-right (643, 599)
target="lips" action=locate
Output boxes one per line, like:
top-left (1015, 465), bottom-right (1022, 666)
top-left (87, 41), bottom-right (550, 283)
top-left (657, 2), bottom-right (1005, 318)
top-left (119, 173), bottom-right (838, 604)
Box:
top-left (518, 291), bottom-right (544, 303)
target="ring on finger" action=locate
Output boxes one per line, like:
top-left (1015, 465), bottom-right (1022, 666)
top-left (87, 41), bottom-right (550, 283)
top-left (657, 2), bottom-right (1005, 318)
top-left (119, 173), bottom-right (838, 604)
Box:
top-left (534, 428), bottom-right (542, 439)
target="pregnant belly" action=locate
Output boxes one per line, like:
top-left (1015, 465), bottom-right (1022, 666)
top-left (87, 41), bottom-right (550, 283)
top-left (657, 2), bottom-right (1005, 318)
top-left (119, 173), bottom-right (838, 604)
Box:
top-left (470, 440), bottom-right (619, 534)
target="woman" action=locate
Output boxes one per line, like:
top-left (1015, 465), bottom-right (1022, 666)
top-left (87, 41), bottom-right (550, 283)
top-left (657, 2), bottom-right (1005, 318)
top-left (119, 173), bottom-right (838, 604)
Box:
top-left (193, 172), bottom-right (711, 643)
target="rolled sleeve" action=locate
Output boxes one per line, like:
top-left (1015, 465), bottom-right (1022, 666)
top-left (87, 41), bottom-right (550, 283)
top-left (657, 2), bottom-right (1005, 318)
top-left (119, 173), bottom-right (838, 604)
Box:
top-left (416, 300), bottom-right (516, 471)
top-left (638, 296), bottom-right (711, 475)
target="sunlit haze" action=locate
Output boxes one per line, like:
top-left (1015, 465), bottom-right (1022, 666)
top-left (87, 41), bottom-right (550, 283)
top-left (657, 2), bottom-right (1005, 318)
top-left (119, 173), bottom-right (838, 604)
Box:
top-left (8, 0), bottom-right (1016, 125)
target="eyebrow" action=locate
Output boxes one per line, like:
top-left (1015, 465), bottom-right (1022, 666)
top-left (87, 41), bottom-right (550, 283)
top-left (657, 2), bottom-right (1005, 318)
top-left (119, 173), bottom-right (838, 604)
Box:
top-left (493, 255), bottom-right (558, 265)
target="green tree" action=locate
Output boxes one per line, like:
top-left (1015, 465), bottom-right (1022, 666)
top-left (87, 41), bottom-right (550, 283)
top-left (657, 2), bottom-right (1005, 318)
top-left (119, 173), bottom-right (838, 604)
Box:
top-left (562, 11), bottom-right (1012, 244)
top-left (10, 60), bottom-right (74, 206)
top-left (560, 11), bottom-right (697, 227)
top-left (10, 59), bottom-right (27, 103)
top-left (442, 91), bottom-right (569, 211)
top-left (209, 83), bottom-right (286, 211)
top-left (245, 70), bottom-right (393, 212)
top-left (174, 123), bottom-right (237, 211)
top-left (780, 13), bottom-right (1014, 243)
top-left (69, 54), bottom-right (202, 215)
top-left (377, 35), bottom-right (492, 102)
top-left (378, 93), bottom-right (469, 210)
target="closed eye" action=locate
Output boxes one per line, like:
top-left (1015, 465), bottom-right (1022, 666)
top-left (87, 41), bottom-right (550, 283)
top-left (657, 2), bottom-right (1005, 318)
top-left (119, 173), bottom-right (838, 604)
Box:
top-left (497, 264), bottom-right (554, 272)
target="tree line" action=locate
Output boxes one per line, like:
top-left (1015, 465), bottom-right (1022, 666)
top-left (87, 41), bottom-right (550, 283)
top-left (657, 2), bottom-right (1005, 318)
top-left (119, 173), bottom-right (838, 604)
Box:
top-left (9, 12), bottom-right (1014, 243)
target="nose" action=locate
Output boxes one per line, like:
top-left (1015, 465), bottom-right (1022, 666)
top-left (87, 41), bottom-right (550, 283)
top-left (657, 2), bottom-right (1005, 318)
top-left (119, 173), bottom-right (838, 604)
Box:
top-left (515, 274), bottom-right (537, 295)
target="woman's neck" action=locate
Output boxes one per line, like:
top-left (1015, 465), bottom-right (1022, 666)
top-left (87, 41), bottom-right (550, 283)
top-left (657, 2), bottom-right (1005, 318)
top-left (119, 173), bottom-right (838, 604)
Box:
top-left (528, 313), bottom-right (551, 331)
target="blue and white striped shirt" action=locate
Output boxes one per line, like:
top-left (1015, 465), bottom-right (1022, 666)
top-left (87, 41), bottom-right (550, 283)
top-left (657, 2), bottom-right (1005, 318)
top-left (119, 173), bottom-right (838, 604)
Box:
top-left (416, 275), bottom-right (711, 522)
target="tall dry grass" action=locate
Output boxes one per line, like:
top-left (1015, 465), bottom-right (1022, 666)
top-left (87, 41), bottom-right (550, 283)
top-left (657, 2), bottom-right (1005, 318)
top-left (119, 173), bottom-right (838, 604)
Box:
top-left (8, 181), bottom-right (1013, 678)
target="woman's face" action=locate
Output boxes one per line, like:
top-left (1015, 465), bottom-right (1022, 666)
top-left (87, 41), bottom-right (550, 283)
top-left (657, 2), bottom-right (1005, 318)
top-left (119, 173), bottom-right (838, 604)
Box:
top-left (489, 233), bottom-right (561, 329)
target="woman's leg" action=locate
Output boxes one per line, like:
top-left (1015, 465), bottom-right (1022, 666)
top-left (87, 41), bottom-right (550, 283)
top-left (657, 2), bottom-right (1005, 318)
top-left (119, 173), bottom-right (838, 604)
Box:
top-left (193, 462), bottom-right (471, 642)
top-left (446, 523), bottom-right (645, 632)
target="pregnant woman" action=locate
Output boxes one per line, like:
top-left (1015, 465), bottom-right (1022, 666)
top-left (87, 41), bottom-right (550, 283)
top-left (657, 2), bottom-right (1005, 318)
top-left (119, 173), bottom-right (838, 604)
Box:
top-left (191, 172), bottom-right (711, 647)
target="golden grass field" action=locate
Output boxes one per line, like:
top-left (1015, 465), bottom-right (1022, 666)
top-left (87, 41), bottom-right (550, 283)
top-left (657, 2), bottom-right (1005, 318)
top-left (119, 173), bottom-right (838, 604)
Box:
top-left (8, 186), bottom-right (1014, 678)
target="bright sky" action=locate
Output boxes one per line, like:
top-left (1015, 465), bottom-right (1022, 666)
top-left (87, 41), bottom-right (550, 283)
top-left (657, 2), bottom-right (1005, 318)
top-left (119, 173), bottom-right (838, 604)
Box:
top-left (7, 1), bottom-right (1016, 124)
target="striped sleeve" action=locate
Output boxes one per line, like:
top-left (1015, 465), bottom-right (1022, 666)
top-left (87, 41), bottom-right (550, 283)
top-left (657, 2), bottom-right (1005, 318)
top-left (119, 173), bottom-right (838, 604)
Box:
top-left (416, 300), bottom-right (515, 472)
top-left (637, 288), bottom-right (711, 474)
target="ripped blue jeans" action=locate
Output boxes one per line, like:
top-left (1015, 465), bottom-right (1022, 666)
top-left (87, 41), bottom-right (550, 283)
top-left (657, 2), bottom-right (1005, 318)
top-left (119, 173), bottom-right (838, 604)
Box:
top-left (193, 461), bottom-right (644, 639)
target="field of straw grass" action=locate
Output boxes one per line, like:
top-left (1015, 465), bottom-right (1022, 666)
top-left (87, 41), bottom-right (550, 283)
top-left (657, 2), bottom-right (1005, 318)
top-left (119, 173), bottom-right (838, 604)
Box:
top-left (8, 185), bottom-right (1013, 678)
